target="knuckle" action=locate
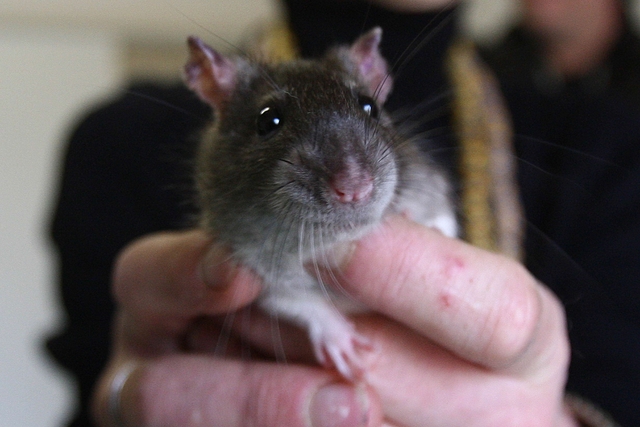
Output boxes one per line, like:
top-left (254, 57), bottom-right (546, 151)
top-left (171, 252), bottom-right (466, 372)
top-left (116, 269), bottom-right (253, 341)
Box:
top-left (482, 259), bottom-right (542, 368)
top-left (242, 366), bottom-right (309, 427)
top-left (110, 240), bottom-right (145, 305)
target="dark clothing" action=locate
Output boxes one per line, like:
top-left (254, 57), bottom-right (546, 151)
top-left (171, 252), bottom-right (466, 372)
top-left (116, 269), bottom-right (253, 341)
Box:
top-left (481, 23), bottom-right (640, 426)
top-left (47, 4), bottom-right (640, 426)
top-left (47, 83), bottom-right (210, 427)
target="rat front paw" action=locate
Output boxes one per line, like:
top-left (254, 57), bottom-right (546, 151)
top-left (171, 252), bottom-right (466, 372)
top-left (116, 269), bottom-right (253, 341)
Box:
top-left (308, 316), bottom-right (373, 380)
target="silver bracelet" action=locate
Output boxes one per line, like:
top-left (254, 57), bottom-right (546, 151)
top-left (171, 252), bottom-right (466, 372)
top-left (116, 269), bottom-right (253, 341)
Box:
top-left (108, 363), bottom-right (138, 427)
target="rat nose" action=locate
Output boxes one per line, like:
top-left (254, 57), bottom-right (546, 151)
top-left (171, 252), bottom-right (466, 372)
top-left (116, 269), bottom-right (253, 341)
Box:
top-left (329, 159), bottom-right (374, 203)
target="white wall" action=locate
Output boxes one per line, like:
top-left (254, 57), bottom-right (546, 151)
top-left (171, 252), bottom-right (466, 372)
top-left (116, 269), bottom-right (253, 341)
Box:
top-left (0, 25), bottom-right (121, 427)
top-left (0, 2), bottom-right (279, 427)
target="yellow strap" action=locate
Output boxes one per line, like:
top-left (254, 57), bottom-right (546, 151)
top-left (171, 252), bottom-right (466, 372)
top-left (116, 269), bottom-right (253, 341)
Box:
top-left (447, 40), bottom-right (523, 259)
top-left (448, 40), bottom-right (496, 252)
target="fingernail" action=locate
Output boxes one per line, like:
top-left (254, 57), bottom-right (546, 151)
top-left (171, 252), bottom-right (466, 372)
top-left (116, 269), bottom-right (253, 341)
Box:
top-left (199, 244), bottom-right (236, 288)
top-left (310, 383), bottom-right (369, 427)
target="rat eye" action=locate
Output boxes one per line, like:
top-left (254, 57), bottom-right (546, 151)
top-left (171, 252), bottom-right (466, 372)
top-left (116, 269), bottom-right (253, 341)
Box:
top-left (257, 105), bottom-right (283, 138)
top-left (358, 95), bottom-right (380, 119)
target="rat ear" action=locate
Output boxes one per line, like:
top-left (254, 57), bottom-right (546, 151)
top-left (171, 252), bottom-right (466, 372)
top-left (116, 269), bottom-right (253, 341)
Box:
top-left (349, 27), bottom-right (392, 103)
top-left (184, 37), bottom-right (237, 110)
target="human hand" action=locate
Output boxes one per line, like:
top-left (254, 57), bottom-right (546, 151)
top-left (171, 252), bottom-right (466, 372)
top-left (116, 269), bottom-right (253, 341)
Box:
top-left (316, 215), bottom-right (577, 427)
top-left (91, 230), bottom-right (383, 427)
top-left (92, 217), bottom-right (576, 427)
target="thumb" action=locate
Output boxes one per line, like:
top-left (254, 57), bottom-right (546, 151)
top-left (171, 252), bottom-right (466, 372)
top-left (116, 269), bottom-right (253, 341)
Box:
top-left (94, 356), bottom-right (382, 427)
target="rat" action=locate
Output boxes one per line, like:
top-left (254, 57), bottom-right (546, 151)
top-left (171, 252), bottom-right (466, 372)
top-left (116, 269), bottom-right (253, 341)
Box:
top-left (183, 27), bottom-right (458, 379)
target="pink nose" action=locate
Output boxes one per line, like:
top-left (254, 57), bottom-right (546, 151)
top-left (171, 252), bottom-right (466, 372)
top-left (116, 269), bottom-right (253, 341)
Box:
top-left (329, 160), bottom-right (374, 203)
top-left (331, 178), bottom-right (373, 203)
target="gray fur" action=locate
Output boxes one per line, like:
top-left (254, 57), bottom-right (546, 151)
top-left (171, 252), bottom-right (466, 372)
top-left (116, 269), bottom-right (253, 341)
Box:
top-left (187, 29), bottom-right (457, 378)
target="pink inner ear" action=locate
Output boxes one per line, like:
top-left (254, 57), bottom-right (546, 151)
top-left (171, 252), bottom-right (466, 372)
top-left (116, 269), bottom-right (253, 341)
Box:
top-left (184, 37), bottom-right (237, 110)
top-left (349, 27), bottom-right (392, 103)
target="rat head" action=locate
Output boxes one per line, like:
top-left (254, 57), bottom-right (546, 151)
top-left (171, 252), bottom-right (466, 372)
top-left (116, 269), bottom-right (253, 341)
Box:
top-left (185, 28), bottom-right (400, 246)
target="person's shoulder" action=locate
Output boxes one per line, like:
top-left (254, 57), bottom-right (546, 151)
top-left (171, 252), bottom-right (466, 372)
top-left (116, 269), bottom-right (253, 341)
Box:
top-left (77, 81), bottom-right (210, 130)
top-left (65, 81), bottom-right (211, 158)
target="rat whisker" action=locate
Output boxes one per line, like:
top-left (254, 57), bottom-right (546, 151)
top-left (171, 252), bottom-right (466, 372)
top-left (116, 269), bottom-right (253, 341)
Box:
top-left (515, 134), bottom-right (629, 172)
top-left (389, 8), bottom-right (455, 80)
top-left (192, 27), bottom-right (457, 379)
top-left (214, 306), bottom-right (237, 358)
top-left (277, 158), bottom-right (295, 167)
top-left (168, 1), bottom-right (284, 93)
top-left (165, 1), bottom-right (244, 55)
top-left (124, 89), bottom-right (209, 121)
top-left (310, 223), bottom-right (341, 310)
top-left (264, 180), bottom-right (297, 202)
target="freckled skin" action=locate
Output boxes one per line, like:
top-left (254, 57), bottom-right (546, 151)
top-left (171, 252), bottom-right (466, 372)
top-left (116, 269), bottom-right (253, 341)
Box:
top-left (439, 293), bottom-right (454, 309)
top-left (439, 256), bottom-right (466, 281)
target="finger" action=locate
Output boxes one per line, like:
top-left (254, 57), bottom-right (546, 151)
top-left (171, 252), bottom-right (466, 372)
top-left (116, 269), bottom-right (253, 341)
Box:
top-left (227, 307), bottom-right (318, 362)
top-left (172, 306), bottom-right (318, 363)
top-left (353, 315), bottom-right (569, 427)
top-left (327, 215), bottom-right (569, 372)
top-left (113, 230), bottom-right (261, 322)
top-left (181, 315), bottom-right (249, 356)
top-left (93, 357), bottom-right (383, 427)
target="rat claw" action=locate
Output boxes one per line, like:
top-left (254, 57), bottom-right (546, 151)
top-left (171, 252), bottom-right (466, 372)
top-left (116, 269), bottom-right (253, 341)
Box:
top-left (309, 316), bottom-right (373, 380)
top-left (354, 330), bottom-right (374, 351)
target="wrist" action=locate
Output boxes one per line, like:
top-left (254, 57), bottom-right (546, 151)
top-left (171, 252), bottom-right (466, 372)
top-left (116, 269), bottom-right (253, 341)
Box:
top-left (563, 394), bottom-right (620, 427)
top-left (556, 401), bottom-right (581, 427)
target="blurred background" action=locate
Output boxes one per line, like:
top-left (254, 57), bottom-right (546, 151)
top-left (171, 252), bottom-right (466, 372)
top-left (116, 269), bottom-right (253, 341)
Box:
top-left (0, 0), bottom-right (635, 426)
